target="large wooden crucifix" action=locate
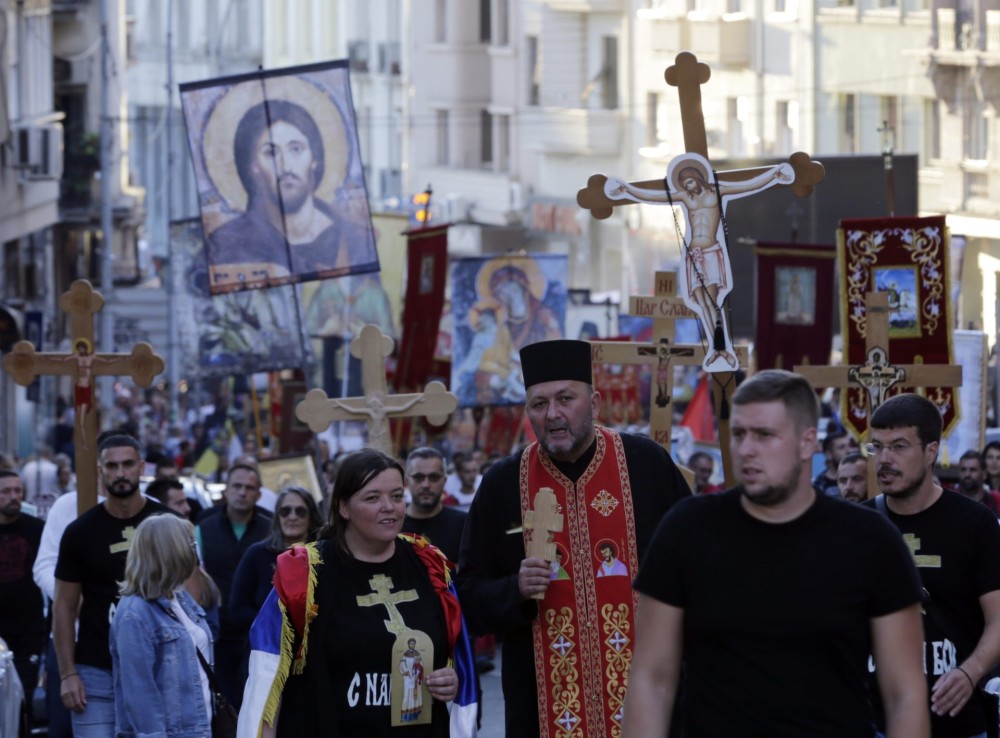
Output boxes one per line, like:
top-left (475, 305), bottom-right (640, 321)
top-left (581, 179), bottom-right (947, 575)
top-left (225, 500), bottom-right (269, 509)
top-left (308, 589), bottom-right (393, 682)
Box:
top-left (794, 291), bottom-right (962, 496)
top-left (577, 51), bottom-right (823, 482)
top-left (589, 271), bottom-right (747, 483)
top-left (1, 280), bottom-right (165, 514)
top-left (295, 324), bottom-right (458, 455)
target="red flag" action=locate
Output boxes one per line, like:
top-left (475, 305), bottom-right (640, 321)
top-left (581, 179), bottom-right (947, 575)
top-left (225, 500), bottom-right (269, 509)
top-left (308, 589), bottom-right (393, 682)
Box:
top-left (680, 375), bottom-right (715, 442)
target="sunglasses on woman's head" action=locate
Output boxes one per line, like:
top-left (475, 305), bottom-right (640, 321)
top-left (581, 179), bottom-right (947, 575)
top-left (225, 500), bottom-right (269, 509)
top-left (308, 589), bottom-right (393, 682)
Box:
top-left (278, 505), bottom-right (308, 519)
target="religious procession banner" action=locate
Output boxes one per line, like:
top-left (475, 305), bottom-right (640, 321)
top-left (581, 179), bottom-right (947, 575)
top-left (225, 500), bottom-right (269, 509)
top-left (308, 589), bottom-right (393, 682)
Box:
top-left (172, 220), bottom-right (312, 379)
top-left (941, 330), bottom-right (988, 463)
top-left (592, 336), bottom-right (643, 427)
top-left (451, 254), bottom-right (567, 407)
top-left (839, 215), bottom-right (957, 437)
top-left (754, 242), bottom-right (836, 371)
top-left (397, 225), bottom-right (449, 393)
top-left (179, 59), bottom-right (379, 294)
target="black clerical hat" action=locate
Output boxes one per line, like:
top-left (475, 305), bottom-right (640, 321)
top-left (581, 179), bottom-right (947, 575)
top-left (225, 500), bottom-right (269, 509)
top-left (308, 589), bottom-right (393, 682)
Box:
top-left (520, 340), bottom-right (593, 389)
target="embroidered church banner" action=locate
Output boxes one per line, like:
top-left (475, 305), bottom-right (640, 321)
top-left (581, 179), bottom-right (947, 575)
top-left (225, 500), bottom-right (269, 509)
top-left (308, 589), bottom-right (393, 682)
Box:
top-left (180, 59), bottom-right (379, 294)
top-left (172, 219), bottom-right (312, 378)
top-left (839, 215), bottom-right (957, 437)
top-left (396, 225), bottom-right (449, 393)
top-left (592, 336), bottom-right (643, 427)
top-left (451, 254), bottom-right (567, 407)
top-left (754, 242), bottom-right (835, 371)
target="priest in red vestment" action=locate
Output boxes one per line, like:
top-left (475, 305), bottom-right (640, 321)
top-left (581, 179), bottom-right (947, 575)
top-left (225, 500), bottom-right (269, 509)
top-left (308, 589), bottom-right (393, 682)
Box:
top-left (457, 339), bottom-right (691, 738)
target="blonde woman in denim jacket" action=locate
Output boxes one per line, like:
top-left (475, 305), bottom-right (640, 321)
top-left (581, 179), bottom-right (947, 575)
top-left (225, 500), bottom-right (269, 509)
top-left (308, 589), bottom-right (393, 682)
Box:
top-left (110, 515), bottom-right (213, 738)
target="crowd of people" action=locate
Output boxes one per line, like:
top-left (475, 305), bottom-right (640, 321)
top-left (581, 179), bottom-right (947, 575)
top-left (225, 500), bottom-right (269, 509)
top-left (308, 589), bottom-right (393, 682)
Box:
top-left (2, 339), bottom-right (1000, 737)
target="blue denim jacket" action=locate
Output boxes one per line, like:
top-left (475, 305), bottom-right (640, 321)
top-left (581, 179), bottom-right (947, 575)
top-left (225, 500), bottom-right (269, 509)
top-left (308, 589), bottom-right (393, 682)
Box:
top-left (110, 590), bottom-right (213, 738)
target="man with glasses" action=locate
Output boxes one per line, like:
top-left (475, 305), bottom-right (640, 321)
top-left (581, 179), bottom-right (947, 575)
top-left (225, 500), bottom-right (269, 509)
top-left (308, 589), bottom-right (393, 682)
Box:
top-left (401, 447), bottom-right (465, 564)
top-left (867, 393), bottom-right (1000, 738)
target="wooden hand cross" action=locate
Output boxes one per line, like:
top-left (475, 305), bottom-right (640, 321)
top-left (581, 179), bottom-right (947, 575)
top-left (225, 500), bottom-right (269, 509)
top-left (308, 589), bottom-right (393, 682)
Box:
top-left (295, 324), bottom-right (458, 456)
top-left (1, 280), bottom-right (165, 514)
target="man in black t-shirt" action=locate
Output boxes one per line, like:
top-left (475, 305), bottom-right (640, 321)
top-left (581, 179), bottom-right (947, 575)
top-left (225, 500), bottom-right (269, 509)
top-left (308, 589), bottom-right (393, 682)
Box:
top-left (0, 470), bottom-right (46, 722)
top-left (401, 447), bottom-right (466, 564)
top-left (868, 394), bottom-right (1000, 738)
top-left (52, 435), bottom-right (166, 738)
top-left (625, 370), bottom-right (928, 738)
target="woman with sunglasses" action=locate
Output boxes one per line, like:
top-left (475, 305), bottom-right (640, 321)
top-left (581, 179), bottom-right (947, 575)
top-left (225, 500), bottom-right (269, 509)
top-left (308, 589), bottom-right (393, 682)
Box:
top-left (230, 486), bottom-right (323, 631)
top-left (237, 449), bottom-right (477, 738)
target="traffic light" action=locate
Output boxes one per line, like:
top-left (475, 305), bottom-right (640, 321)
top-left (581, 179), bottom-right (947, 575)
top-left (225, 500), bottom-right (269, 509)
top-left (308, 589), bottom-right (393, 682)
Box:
top-left (411, 186), bottom-right (433, 226)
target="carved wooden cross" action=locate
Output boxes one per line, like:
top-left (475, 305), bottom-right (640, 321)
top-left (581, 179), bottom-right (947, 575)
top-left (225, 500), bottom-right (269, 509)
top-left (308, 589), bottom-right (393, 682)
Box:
top-left (1, 280), bottom-right (165, 515)
top-left (577, 52), bottom-right (824, 486)
top-left (589, 272), bottom-right (746, 484)
top-left (795, 291), bottom-right (962, 497)
top-left (295, 324), bottom-right (458, 456)
top-left (523, 486), bottom-right (563, 600)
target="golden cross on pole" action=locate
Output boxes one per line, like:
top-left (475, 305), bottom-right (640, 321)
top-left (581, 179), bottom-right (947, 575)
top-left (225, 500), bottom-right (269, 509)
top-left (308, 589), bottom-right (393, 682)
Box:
top-left (795, 291), bottom-right (962, 497)
top-left (295, 324), bottom-right (458, 456)
top-left (355, 573), bottom-right (419, 635)
top-left (2, 280), bottom-right (165, 515)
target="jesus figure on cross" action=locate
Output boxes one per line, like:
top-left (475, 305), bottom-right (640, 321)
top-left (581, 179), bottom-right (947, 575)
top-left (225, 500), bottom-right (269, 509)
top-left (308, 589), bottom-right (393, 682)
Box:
top-left (605, 152), bottom-right (793, 371)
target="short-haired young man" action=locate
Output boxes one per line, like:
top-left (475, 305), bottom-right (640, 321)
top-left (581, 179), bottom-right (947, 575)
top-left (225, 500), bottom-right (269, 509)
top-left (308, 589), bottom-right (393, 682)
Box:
top-left (625, 370), bottom-right (928, 738)
top-left (53, 435), bottom-right (167, 738)
top-left (867, 393), bottom-right (1000, 738)
top-left (837, 451), bottom-right (869, 503)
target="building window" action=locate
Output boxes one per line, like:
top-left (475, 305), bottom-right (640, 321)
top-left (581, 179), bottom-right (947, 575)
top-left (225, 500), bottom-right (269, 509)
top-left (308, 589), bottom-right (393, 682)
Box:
top-left (494, 0), bottom-right (510, 45)
top-left (924, 99), bottom-right (940, 161)
top-left (967, 106), bottom-right (989, 160)
top-left (435, 0), bottom-right (447, 42)
top-left (727, 96), bottom-right (747, 156)
top-left (840, 93), bottom-right (857, 153)
top-left (480, 0), bottom-right (491, 42)
top-left (646, 92), bottom-right (660, 147)
top-left (481, 110), bottom-right (493, 167)
top-left (527, 36), bottom-right (541, 106)
top-left (496, 114), bottom-right (510, 172)
top-left (600, 36), bottom-right (618, 110)
top-left (436, 110), bottom-right (450, 166)
top-left (880, 96), bottom-right (899, 139)
top-left (776, 100), bottom-right (797, 152)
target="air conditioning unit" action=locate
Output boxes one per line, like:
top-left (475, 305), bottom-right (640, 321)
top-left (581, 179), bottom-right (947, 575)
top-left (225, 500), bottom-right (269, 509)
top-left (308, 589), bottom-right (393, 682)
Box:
top-left (14, 124), bottom-right (64, 181)
top-left (53, 56), bottom-right (92, 86)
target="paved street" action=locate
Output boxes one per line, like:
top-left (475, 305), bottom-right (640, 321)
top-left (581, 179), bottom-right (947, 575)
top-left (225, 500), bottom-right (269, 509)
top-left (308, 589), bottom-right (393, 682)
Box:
top-left (477, 645), bottom-right (505, 738)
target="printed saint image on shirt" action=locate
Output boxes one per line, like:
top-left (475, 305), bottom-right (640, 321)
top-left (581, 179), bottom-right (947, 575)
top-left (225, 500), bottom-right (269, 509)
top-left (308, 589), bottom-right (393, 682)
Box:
top-left (391, 629), bottom-right (434, 727)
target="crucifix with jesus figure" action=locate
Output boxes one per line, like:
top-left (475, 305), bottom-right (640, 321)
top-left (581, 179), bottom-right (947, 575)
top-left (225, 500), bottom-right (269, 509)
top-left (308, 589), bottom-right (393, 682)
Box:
top-left (2, 280), bottom-right (165, 514)
top-left (296, 324), bottom-right (458, 456)
top-left (795, 291), bottom-right (962, 497)
top-left (589, 271), bottom-right (749, 484)
top-left (577, 52), bottom-right (824, 481)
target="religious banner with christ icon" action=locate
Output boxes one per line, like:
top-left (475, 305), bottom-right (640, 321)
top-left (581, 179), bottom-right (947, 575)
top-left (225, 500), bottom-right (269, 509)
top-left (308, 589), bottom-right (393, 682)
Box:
top-left (180, 59), bottom-right (379, 293)
top-left (172, 219), bottom-right (312, 378)
top-left (450, 254), bottom-right (567, 407)
top-left (754, 242), bottom-right (835, 371)
top-left (839, 215), bottom-right (957, 437)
